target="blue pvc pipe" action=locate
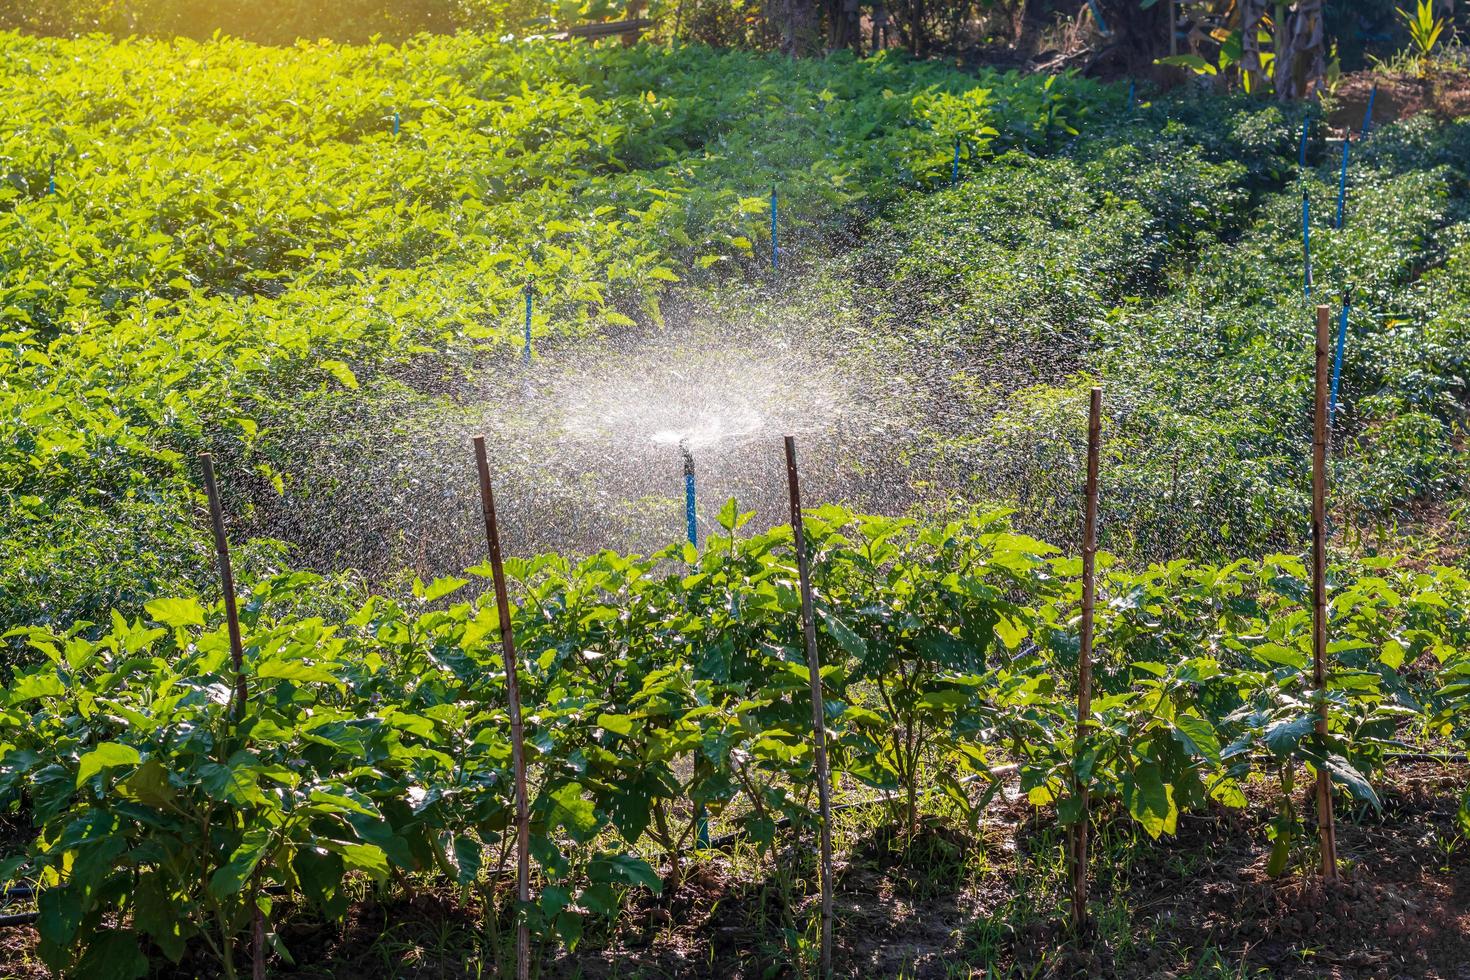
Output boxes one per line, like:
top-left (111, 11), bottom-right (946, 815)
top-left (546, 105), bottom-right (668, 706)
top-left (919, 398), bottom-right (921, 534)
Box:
top-left (682, 445), bottom-right (697, 548)
top-left (682, 441), bottom-right (705, 848)
top-left (1335, 138), bottom-right (1350, 229)
top-left (770, 186), bottom-right (778, 271)
top-left (1299, 117), bottom-right (1310, 168)
top-left (47, 157), bottom-right (55, 196)
top-left (952, 139), bottom-right (960, 187)
top-left (1302, 191), bottom-right (1313, 298)
top-left (1086, 0), bottom-right (1110, 35)
top-left (522, 286), bottom-right (533, 365)
top-left (1329, 293), bottom-right (1351, 429)
top-left (1127, 80), bottom-right (1135, 110)
top-left (1362, 85), bottom-right (1377, 138)
top-left (393, 110), bottom-right (400, 136)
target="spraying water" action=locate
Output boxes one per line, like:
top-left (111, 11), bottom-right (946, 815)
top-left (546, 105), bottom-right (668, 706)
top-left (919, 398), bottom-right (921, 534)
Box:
top-left (258, 303), bottom-right (934, 580)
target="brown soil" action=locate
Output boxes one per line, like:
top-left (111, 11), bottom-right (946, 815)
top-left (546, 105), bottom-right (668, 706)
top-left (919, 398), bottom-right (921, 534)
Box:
top-left (0, 765), bottom-right (1466, 978)
top-left (1332, 69), bottom-right (1470, 134)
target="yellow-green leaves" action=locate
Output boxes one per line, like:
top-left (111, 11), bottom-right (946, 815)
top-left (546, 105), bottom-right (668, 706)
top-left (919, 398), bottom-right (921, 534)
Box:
top-left (144, 597), bottom-right (206, 629)
top-left (75, 743), bottom-right (141, 787)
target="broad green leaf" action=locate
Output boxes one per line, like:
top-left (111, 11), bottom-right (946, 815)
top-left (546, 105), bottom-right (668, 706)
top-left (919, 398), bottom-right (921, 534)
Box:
top-left (144, 597), bottom-right (205, 629)
top-left (76, 743), bottom-right (141, 787)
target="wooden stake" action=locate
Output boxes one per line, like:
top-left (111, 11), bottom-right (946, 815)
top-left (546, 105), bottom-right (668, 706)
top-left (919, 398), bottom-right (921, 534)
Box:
top-left (200, 453), bottom-right (247, 718)
top-left (1311, 306), bottom-right (1339, 882)
top-left (199, 454), bottom-right (263, 979)
top-left (473, 437), bottom-right (532, 980)
top-left (1071, 387), bottom-right (1102, 931)
top-left (784, 436), bottom-right (834, 980)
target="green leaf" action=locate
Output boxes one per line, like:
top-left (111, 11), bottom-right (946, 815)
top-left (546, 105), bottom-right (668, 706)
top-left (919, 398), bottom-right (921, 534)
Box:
top-left (332, 842), bottom-right (390, 879)
top-left (209, 828), bottom-right (272, 898)
top-left (595, 713), bottom-right (635, 736)
top-left (144, 597), bottom-right (205, 629)
top-left (1264, 715), bottom-right (1316, 756)
top-left (294, 849), bottom-right (348, 919)
top-left (74, 928), bottom-right (148, 980)
top-left (415, 576), bottom-right (468, 603)
top-left (589, 853), bottom-right (662, 894)
top-left (1124, 762), bottom-right (1178, 839)
top-left (257, 659), bottom-right (341, 686)
top-left (76, 743), bottom-right (141, 787)
top-left (118, 758), bottom-right (174, 807)
top-left (1323, 754), bottom-right (1380, 809)
top-left (1157, 53), bottom-right (1218, 75)
top-left (319, 359), bottom-right (359, 389)
top-left (452, 837), bottom-right (482, 886)
top-left (133, 873), bottom-right (188, 962)
top-left (546, 782), bottom-right (599, 843)
top-left (1171, 715), bottom-right (1222, 765)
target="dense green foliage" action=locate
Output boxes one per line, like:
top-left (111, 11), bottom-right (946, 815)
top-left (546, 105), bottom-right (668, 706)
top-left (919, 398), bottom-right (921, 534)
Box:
top-left (3, 507), bottom-right (1469, 976)
top-left (2, 26), bottom-right (1469, 979)
top-left (799, 98), bottom-right (1470, 560)
top-left (0, 31), bottom-right (1089, 637)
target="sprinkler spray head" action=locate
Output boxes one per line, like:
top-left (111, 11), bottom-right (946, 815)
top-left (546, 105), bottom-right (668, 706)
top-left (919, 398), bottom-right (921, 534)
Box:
top-left (680, 439), bottom-right (695, 478)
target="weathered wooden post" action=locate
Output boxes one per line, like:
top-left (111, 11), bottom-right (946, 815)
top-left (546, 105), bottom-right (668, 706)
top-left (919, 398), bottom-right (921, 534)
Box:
top-left (473, 437), bottom-right (533, 980)
top-left (785, 436), bottom-right (834, 978)
top-left (1071, 387), bottom-right (1101, 930)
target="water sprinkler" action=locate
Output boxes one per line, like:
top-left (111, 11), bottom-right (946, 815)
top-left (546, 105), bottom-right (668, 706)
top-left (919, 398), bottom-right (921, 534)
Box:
top-left (681, 440), bottom-right (697, 547)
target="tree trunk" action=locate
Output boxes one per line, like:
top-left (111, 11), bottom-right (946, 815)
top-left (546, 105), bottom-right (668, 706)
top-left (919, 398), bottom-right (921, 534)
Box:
top-left (769, 0), bottom-right (817, 55)
top-left (824, 0), bottom-right (862, 51)
top-left (1274, 0), bottom-right (1326, 102)
top-left (1240, 0), bottom-right (1268, 94)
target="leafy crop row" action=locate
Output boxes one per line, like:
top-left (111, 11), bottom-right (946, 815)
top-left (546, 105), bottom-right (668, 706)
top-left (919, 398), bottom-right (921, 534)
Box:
top-left (2, 505), bottom-right (1468, 976)
top-left (0, 32), bottom-right (1101, 639)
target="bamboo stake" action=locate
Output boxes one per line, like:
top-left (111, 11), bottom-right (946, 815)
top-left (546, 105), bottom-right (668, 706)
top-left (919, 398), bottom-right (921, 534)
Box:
top-left (472, 437), bottom-right (532, 980)
top-left (199, 454), bottom-right (263, 979)
top-left (1071, 387), bottom-right (1102, 931)
top-left (200, 454), bottom-right (247, 717)
top-left (784, 436), bottom-right (834, 979)
top-left (1310, 306), bottom-right (1339, 882)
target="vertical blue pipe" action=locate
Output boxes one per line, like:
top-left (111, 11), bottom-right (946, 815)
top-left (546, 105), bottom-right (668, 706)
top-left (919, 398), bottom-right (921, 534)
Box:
top-left (1362, 85), bottom-right (1377, 138)
top-left (47, 157), bottom-right (55, 196)
top-left (682, 445), bottom-right (697, 548)
top-left (1127, 80), bottom-right (1135, 110)
top-left (1328, 291), bottom-right (1351, 429)
top-left (1302, 190), bottom-right (1313, 298)
top-left (1086, 0), bottom-right (1110, 35)
top-left (682, 440), bottom-right (706, 847)
top-left (770, 185), bottom-right (778, 271)
top-left (1298, 117), bottom-right (1310, 168)
top-left (522, 285), bottom-right (533, 366)
top-left (952, 139), bottom-right (960, 187)
top-left (1335, 137), bottom-right (1350, 230)
top-left (393, 109), bottom-right (400, 136)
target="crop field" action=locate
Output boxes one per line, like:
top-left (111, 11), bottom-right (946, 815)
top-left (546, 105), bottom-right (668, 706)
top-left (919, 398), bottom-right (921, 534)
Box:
top-left (1, 23), bottom-right (1469, 980)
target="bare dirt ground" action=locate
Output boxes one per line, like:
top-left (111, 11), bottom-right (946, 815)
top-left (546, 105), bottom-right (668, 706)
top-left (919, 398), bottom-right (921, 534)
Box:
top-left (1332, 69), bottom-right (1470, 133)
